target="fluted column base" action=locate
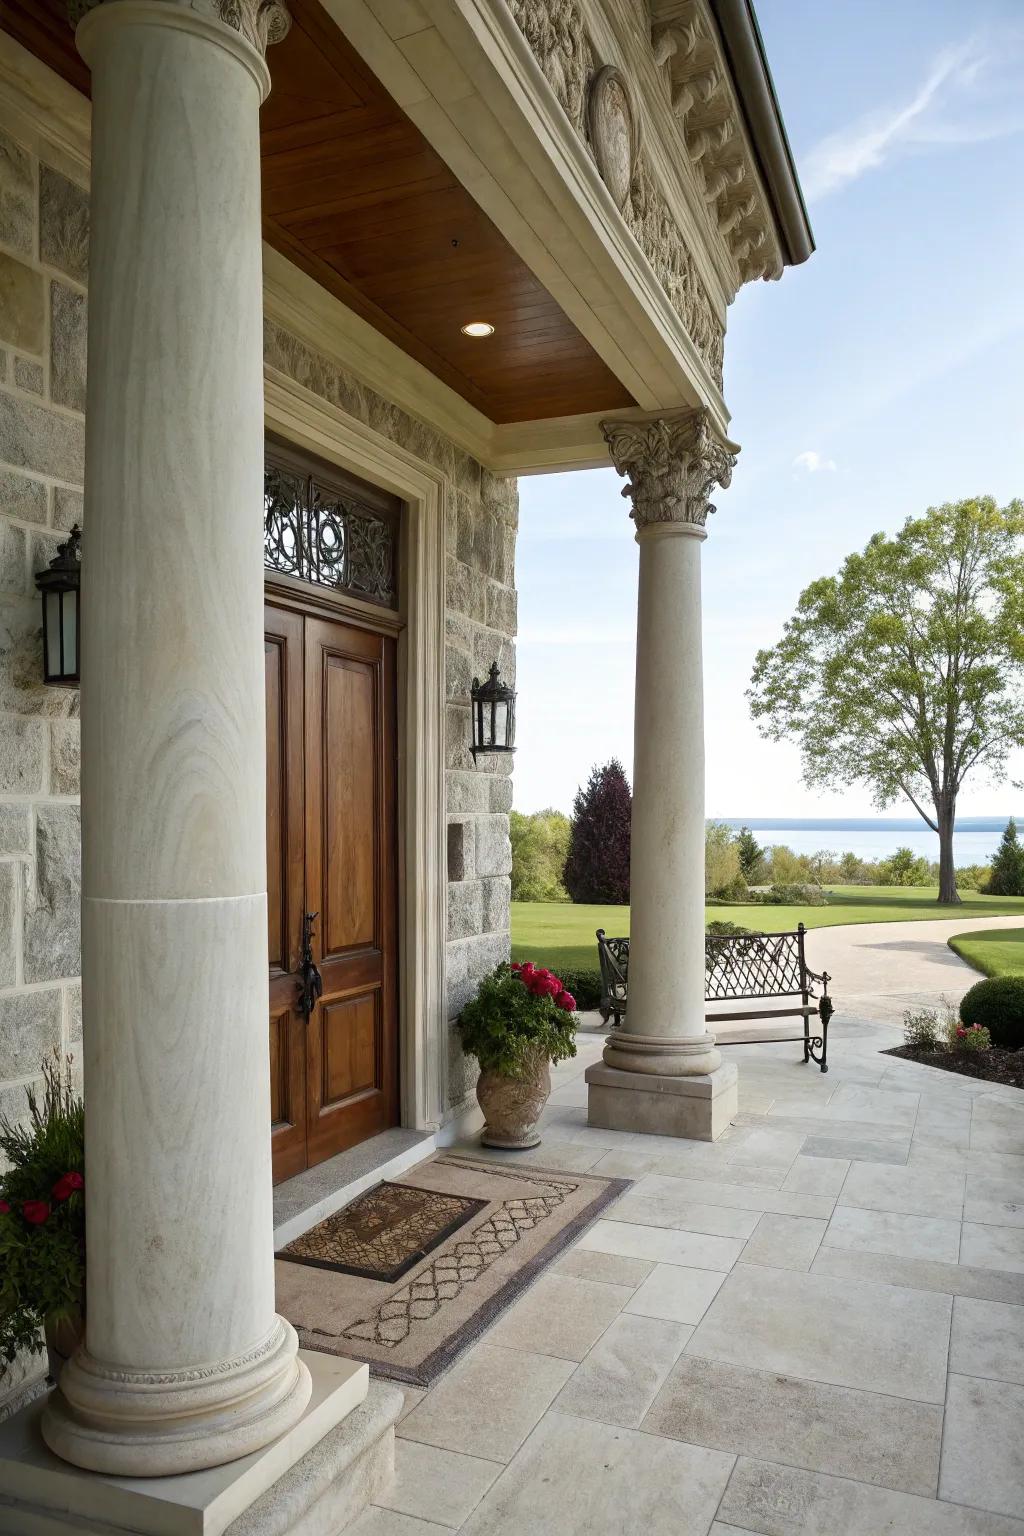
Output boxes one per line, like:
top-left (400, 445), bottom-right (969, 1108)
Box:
top-left (42, 1319), bottom-right (311, 1477)
top-left (586, 1060), bottom-right (738, 1143)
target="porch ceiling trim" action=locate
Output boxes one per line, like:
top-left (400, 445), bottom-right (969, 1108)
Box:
top-left (319, 0), bottom-right (730, 432)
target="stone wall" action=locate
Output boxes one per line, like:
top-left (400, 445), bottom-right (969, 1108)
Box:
top-left (0, 122), bottom-right (85, 1153)
top-left (262, 322), bottom-right (517, 1119)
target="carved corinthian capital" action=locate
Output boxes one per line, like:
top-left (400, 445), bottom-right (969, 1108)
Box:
top-left (602, 409), bottom-right (739, 530)
top-left (69, 0), bottom-right (291, 54)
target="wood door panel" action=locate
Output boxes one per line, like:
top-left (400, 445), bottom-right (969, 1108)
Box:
top-left (266, 604), bottom-right (307, 1184)
top-left (322, 992), bottom-right (379, 1107)
top-left (304, 613), bottom-right (398, 1167)
top-left (324, 655), bottom-right (376, 954)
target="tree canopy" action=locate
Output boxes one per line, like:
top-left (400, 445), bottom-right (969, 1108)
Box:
top-left (563, 760), bottom-right (632, 904)
top-left (748, 497), bottom-right (1024, 904)
top-left (988, 817), bottom-right (1024, 898)
top-left (510, 809), bottom-right (571, 903)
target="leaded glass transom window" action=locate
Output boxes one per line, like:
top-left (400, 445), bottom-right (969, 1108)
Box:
top-left (264, 455), bottom-right (398, 608)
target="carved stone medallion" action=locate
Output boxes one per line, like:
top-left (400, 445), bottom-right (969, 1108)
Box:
top-left (587, 65), bottom-right (639, 211)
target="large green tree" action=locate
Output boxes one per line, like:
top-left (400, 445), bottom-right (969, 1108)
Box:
top-left (509, 809), bottom-right (571, 902)
top-left (748, 497), bottom-right (1024, 905)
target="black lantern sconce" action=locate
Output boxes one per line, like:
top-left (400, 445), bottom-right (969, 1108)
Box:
top-left (35, 524), bottom-right (81, 687)
top-left (470, 660), bottom-right (516, 761)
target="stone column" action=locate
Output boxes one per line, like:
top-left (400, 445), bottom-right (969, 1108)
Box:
top-left (42, 0), bottom-right (313, 1475)
top-left (585, 410), bottom-right (741, 1142)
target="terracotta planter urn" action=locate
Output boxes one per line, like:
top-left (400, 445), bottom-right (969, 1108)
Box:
top-left (477, 1046), bottom-right (552, 1150)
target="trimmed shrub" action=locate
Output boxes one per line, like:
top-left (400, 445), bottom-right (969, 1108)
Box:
top-left (761, 882), bottom-right (828, 907)
top-left (553, 967), bottom-right (603, 1012)
top-left (960, 976), bottom-right (1024, 1050)
top-left (706, 920), bottom-right (758, 938)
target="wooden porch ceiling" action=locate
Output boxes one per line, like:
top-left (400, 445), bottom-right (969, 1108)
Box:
top-left (2, 0), bottom-right (635, 426)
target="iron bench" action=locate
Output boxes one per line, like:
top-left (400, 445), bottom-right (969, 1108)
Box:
top-left (596, 923), bottom-right (834, 1072)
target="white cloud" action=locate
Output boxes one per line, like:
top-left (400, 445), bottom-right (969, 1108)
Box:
top-left (801, 34), bottom-right (1024, 200)
top-left (792, 450), bottom-right (837, 474)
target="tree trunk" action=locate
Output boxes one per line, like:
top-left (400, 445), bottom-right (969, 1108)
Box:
top-left (937, 800), bottom-right (960, 905)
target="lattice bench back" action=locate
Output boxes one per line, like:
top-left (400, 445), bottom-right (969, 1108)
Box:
top-left (705, 927), bottom-right (807, 1000)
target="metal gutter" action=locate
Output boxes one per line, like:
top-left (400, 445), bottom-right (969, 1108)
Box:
top-left (708, 0), bottom-right (815, 266)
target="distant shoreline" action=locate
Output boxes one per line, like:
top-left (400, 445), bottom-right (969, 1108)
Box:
top-left (716, 816), bottom-right (1017, 832)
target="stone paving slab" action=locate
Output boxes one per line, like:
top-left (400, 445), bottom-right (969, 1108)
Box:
top-left (369, 1016), bottom-right (1024, 1533)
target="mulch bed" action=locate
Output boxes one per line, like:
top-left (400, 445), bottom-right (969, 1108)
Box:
top-left (883, 1045), bottom-right (1024, 1088)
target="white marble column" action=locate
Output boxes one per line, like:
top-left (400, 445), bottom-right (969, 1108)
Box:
top-left (586, 410), bottom-right (741, 1141)
top-left (42, 0), bottom-right (313, 1475)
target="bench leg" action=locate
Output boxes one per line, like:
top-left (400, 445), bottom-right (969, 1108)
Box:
top-left (803, 1012), bottom-right (810, 1065)
top-left (805, 1017), bottom-right (828, 1073)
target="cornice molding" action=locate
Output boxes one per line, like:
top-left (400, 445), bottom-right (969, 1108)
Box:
top-left (503, 0), bottom-right (726, 386)
top-left (602, 407), bottom-right (738, 529)
top-left (650, 0), bottom-right (784, 283)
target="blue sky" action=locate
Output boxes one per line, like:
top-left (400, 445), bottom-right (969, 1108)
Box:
top-left (513, 0), bottom-right (1024, 821)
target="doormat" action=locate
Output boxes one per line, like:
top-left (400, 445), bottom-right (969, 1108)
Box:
top-left (275, 1154), bottom-right (630, 1386)
top-left (278, 1182), bottom-right (489, 1283)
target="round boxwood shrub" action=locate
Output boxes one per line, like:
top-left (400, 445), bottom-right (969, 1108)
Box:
top-left (959, 976), bottom-right (1024, 1050)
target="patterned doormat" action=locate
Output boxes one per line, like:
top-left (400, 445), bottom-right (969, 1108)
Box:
top-left (275, 1154), bottom-right (630, 1386)
top-left (278, 1182), bottom-right (488, 1283)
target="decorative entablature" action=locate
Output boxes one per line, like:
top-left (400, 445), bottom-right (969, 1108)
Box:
top-left (649, 0), bottom-right (784, 285)
top-left (502, 0), bottom-right (790, 388)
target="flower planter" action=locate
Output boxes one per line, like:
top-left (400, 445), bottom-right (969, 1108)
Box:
top-left (477, 1046), bottom-right (552, 1150)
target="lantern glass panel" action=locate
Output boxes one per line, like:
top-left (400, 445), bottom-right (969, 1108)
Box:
top-left (61, 590), bottom-right (77, 676)
top-left (492, 698), bottom-right (508, 746)
top-left (46, 592), bottom-right (62, 678)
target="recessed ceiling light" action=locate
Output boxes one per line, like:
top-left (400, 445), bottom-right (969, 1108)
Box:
top-left (461, 321), bottom-right (495, 338)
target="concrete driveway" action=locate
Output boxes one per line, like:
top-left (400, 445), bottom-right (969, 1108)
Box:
top-left (801, 915), bottom-right (1024, 1026)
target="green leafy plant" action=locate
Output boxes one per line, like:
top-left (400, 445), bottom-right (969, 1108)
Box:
top-left (706, 920), bottom-right (758, 938)
top-left (457, 963), bottom-right (577, 1077)
top-left (0, 1052), bottom-right (85, 1374)
top-left (903, 1007), bottom-right (940, 1050)
top-left (960, 976), bottom-right (1024, 1050)
top-left (949, 1021), bottom-right (992, 1053)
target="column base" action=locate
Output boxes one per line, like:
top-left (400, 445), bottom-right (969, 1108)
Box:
top-left (42, 1317), bottom-right (311, 1477)
top-left (602, 1030), bottom-right (721, 1076)
top-left (586, 1060), bottom-right (738, 1142)
top-left (0, 1353), bottom-right (399, 1536)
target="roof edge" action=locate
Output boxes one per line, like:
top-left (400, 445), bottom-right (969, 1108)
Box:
top-left (707, 0), bottom-right (814, 267)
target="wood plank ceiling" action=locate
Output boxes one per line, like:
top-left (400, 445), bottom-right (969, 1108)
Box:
top-left (1, 0), bottom-right (635, 424)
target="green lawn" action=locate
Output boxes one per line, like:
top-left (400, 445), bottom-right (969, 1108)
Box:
top-left (948, 927), bottom-right (1024, 978)
top-left (512, 887), bottom-right (1024, 972)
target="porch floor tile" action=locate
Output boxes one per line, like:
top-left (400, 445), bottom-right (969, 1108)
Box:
top-left (362, 1019), bottom-right (1024, 1534)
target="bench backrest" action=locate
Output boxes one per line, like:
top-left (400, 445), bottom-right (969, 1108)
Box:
top-left (705, 928), bottom-right (808, 1000)
top-left (597, 925), bottom-right (814, 1003)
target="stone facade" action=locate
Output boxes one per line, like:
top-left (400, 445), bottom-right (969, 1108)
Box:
top-left (262, 321), bottom-right (518, 1118)
top-left (0, 112), bottom-right (517, 1200)
top-left (0, 123), bottom-right (84, 1170)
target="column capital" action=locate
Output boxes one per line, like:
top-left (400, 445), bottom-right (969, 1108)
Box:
top-left (601, 409), bottom-right (739, 531)
top-left (69, 0), bottom-right (291, 55)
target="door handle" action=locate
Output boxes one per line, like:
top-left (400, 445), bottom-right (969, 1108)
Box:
top-left (297, 911), bottom-right (324, 1023)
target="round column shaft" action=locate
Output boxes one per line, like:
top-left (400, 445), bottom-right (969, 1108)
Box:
top-left (601, 411), bottom-right (738, 1078)
top-left (42, 0), bottom-right (311, 1476)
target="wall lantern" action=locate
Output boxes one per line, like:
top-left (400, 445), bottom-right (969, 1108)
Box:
top-left (471, 661), bottom-right (516, 760)
top-left (35, 524), bottom-right (81, 687)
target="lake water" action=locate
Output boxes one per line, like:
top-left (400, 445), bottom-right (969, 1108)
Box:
top-left (718, 818), bottom-right (1017, 867)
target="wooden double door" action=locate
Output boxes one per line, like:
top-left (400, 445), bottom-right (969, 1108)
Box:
top-left (265, 599), bottom-right (399, 1184)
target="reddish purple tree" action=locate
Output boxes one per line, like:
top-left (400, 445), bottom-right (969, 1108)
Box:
top-left (563, 759), bottom-right (632, 904)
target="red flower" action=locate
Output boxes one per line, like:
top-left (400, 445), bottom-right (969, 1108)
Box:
top-left (510, 962), bottom-right (522, 972)
top-left (555, 990), bottom-right (576, 1012)
top-left (518, 962), bottom-right (536, 978)
top-left (52, 1171), bottom-right (84, 1202)
top-left (0, 1200), bottom-right (10, 1215)
top-left (22, 1200), bottom-right (50, 1225)
top-left (528, 972), bottom-right (560, 998)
